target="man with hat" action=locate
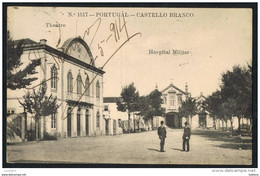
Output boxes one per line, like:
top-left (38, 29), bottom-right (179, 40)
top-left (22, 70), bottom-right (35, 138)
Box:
top-left (157, 121), bottom-right (167, 152)
top-left (182, 122), bottom-right (191, 152)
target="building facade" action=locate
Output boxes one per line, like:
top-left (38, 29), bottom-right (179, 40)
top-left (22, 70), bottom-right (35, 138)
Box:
top-left (7, 37), bottom-right (105, 139)
top-left (161, 83), bottom-right (189, 128)
top-left (103, 97), bottom-right (125, 135)
top-left (103, 97), bottom-right (148, 133)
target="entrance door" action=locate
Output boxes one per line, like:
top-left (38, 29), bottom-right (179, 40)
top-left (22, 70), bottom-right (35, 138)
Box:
top-left (165, 113), bottom-right (180, 128)
top-left (105, 119), bottom-right (109, 135)
top-left (67, 108), bottom-right (72, 137)
top-left (113, 120), bottom-right (117, 135)
top-left (85, 109), bottom-right (89, 136)
top-left (199, 114), bottom-right (207, 127)
top-left (77, 108), bottom-right (81, 136)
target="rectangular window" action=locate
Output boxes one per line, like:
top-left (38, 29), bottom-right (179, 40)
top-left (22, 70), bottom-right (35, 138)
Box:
top-left (51, 113), bottom-right (57, 129)
top-left (104, 105), bottom-right (109, 111)
top-left (170, 95), bottom-right (175, 106)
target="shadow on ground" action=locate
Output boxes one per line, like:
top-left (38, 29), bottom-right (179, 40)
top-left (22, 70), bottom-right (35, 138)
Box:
top-left (147, 148), bottom-right (160, 152)
top-left (171, 148), bottom-right (183, 152)
top-left (192, 129), bottom-right (252, 150)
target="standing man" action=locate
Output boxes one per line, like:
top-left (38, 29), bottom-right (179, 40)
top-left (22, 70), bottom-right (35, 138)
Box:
top-left (182, 122), bottom-right (191, 152)
top-left (157, 121), bottom-right (167, 152)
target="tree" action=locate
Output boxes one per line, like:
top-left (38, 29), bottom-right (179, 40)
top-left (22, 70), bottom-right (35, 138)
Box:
top-left (18, 82), bottom-right (59, 141)
top-left (220, 65), bottom-right (252, 133)
top-left (116, 83), bottom-right (139, 133)
top-left (178, 97), bottom-right (197, 127)
top-left (7, 32), bottom-right (41, 90)
top-left (147, 89), bottom-right (165, 129)
top-left (138, 89), bottom-right (165, 130)
top-left (205, 90), bottom-right (222, 130)
top-left (206, 65), bottom-right (252, 134)
top-left (220, 98), bottom-right (237, 134)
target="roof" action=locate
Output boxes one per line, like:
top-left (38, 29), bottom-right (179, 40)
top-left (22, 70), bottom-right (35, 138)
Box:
top-left (13, 38), bottom-right (38, 46)
top-left (7, 113), bottom-right (25, 122)
top-left (103, 97), bottom-right (122, 103)
top-left (61, 38), bottom-right (75, 50)
top-left (61, 37), bottom-right (95, 66)
top-left (195, 93), bottom-right (207, 101)
top-left (161, 83), bottom-right (187, 95)
top-left (14, 38), bottom-right (104, 75)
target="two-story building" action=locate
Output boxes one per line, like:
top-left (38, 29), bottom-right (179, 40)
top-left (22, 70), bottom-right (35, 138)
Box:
top-left (7, 37), bottom-right (105, 140)
top-left (161, 83), bottom-right (189, 128)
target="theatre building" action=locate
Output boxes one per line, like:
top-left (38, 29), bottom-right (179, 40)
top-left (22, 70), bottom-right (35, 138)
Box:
top-left (7, 37), bottom-right (105, 140)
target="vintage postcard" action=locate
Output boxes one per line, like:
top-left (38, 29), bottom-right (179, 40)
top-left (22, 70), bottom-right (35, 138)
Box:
top-left (3, 4), bottom-right (257, 168)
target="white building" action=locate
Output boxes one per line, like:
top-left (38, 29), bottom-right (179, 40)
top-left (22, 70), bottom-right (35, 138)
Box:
top-left (192, 92), bottom-right (214, 128)
top-left (103, 97), bottom-right (147, 133)
top-left (103, 97), bottom-right (126, 135)
top-left (7, 37), bottom-right (105, 140)
top-left (160, 83), bottom-right (189, 128)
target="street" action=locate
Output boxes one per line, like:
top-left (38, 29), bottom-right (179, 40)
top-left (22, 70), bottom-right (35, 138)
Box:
top-left (6, 128), bottom-right (252, 165)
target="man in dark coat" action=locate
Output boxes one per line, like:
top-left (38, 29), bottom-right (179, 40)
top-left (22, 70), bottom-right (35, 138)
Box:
top-left (157, 121), bottom-right (167, 152)
top-left (182, 122), bottom-right (191, 152)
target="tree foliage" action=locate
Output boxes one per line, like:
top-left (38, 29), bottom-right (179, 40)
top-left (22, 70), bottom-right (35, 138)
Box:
top-left (139, 89), bottom-right (165, 129)
top-left (178, 97), bottom-right (197, 126)
top-left (206, 65), bottom-right (252, 133)
top-left (7, 32), bottom-right (41, 90)
top-left (116, 83), bottom-right (139, 133)
top-left (18, 82), bottom-right (60, 140)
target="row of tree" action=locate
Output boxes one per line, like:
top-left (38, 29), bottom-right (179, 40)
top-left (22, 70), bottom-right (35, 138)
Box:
top-left (205, 65), bottom-right (252, 134)
top-left (116, 83), bottom-right (165, 133)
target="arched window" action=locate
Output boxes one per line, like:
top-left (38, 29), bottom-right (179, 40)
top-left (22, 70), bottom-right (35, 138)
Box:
top-left (77, 74), bottom-right (82, 94)
top-left (67, 71), bottom-right (73, 93)
top-left (96, 81), bottom-right (100, 98)
top-left (51, 65), bottom-right (58, 90)
top-left (85, 76), bottom-right (90, 96)
top-left (96, 111), bottom-right (100, 128)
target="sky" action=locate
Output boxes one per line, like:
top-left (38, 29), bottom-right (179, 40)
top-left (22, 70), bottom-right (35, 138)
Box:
top-left (7, 7), bottom-right (252, 97)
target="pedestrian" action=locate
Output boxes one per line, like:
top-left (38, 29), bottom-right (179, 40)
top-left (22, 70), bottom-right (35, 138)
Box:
top-left (157, 121), bottom-right (167, 152)
top-left (182, 122), bottom-right (191, 152)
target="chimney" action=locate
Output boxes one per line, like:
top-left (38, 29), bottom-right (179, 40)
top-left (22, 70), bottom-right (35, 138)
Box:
top-left (200, 92), bottom-right (203, 96)
top-left (40, 39), bottom-right (47, 45)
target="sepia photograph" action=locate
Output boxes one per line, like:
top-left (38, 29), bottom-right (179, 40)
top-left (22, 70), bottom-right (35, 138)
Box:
top-left (3, 3), bottom-right (257, 168)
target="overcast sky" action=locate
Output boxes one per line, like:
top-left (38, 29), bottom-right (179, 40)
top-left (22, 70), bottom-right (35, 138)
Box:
top-left (8, 7), bottom-right (252, 97)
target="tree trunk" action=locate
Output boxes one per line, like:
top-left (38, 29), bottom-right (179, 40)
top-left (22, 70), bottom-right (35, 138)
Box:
top-left (238, 116), bottom-right (241, 134)
top-left (249, 118), bottom-right (252, 135)
top-left (35, 120), bottom-right (39, 141)
top-left (179, 115), bottom-right (182, 129)
top-left (137, 118), bottom-right (140, 131)
top-left (230, 119), bottom-right (234, 136)
top-left (213, 116), bottom-right (216, 130)
top-left (24, 111), bottom-right (27, 141)
top-left (43, 116), bottom-right (46, 134)
top-left (247, 118), bottom-right (250, 131)
top-left (189, 115), bottom-right (192, 128)
top-left (224, 120), bottom-right (227, 131)
top-left (151, 117), bottom-right (154, 130)
top-left (222, 119), bottom-right (224, 131)
top-left (133, 113), bottom-right (136, 132)
top-left (128, 112), bottom-right (131, 133)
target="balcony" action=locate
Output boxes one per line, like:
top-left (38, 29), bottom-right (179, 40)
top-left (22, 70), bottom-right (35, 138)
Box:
top-left (65, 92), bottom-right (94, 104)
